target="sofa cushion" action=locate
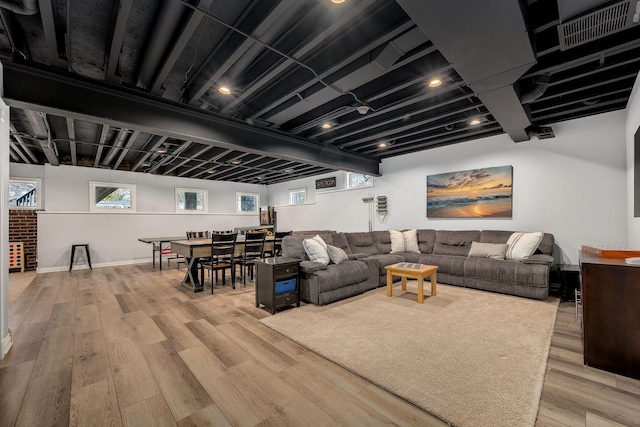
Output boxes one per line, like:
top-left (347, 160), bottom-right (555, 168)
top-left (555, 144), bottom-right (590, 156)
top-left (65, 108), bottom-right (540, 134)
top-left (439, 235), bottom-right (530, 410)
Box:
top-left (417, 229), bottom-right (437, 254)
top-left (282, 235), bottom-right (309, 260)
top-left (315, 261), bottom-right (371, 292)
top-left (464, 257), bottom-right (549, 288)
top-left (390, 229), bottom-right (420, 253)
top-left (506, 232), bottom-right (543, 261)
top-left (366, 254), bottom-right (406, 277)
top-left (303, 236), bottom-right (330, 265)
top-left (371, 231), bottom-right (392, 254)
top-left (345, 232), bottom-right (379, 256)
top-left (327, 245), bottom-right (349, 265)
top-left (330, 233), bottom-right (352, 254)
top-left (433, 230), bottom-right (480, 256)
top-left (419, 254), bottom-right (467, 276)
top-left (468, 242), bottom-right (508, 260)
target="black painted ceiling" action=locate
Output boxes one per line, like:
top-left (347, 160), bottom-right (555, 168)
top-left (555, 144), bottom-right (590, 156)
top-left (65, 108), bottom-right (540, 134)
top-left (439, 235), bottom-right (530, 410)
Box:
top-left (2, 0), bottom-right (639, 184)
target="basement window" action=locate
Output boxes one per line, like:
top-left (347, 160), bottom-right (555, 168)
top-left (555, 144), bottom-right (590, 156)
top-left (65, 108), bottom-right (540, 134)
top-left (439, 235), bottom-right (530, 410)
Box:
top-left (9, 178), bottom-right (41, 209)
top-left (176, 188), bottom-right (208, 213)
top-left (90, 181), bottom-right (136, 213)
top-left (236, 192), bottom-right (259, 214)
top-left (289, 188), bottom-right (306, 205)
top-left (346, 172), bottom-right (373, 189)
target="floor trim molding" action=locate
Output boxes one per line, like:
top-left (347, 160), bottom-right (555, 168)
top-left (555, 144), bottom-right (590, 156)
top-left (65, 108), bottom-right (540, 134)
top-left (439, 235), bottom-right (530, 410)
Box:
top-left (1, 328), bottom-right (13, 359)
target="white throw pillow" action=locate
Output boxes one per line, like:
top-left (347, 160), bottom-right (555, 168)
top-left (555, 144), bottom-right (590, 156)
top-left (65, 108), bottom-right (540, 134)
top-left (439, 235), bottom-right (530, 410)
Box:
top-left (326, 245), bottom-right (349, 265)
top-left (506, 232), bottom-right (543, 261)
top-left (311, 234), bottom-right (327, 250)
top-left (389, 229), bottom-right (420, 253)
top-left (303, 236), bottom-right (330, 265)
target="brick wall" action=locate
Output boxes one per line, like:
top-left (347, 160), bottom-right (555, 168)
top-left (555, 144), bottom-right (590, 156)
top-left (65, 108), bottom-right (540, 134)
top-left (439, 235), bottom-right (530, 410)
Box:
top-left (9, 209), bottom-right (39, 271)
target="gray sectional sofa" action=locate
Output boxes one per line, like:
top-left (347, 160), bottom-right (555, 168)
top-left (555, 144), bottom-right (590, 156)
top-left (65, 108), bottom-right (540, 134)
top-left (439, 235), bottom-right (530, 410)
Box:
top-left (281, 229), bottom-right (555, 305)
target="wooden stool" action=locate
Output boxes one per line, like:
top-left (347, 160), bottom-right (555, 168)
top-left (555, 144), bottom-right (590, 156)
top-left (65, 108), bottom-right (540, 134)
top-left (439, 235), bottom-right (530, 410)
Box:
top-left (70, 244), bottom-right (92, 271)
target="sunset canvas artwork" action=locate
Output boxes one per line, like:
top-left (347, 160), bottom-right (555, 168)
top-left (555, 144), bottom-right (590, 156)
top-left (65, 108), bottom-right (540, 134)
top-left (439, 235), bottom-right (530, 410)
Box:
top-left (427, 166), bottom-right (513, 218)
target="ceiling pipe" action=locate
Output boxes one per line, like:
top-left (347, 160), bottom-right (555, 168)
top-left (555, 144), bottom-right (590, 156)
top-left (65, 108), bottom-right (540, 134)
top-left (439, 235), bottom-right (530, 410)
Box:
top-left (102, 129), bottom-right (129, 165)
top-left (0, 0), bottom-right (37, 15)
top-left (520, 73), bottom-right (551, 104)
top-left (136, 0), bottom-right (185, 89)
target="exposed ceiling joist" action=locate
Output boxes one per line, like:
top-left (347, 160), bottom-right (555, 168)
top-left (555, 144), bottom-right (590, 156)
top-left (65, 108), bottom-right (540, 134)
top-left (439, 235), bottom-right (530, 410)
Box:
top-left (94, 124), bottom-right (109, 167)
top-left (2, 62), bottom-right (380, 176)
top-left (23, 109), bottom-right (59, 165)
top-left (105, 0), bottom-right (133, 82)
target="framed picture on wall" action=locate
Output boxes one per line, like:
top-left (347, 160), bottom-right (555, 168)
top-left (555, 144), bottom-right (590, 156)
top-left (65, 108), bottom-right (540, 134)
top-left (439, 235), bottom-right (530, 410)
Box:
top-left (426, 166), bottom-right (513, 218)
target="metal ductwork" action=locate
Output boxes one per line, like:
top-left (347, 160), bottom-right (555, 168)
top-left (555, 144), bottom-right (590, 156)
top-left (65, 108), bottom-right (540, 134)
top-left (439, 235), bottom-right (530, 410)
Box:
top-left (136, 0), bottom-right (185, 89)
top-left (396, 0), bottom-right (537, 142)
top-left (521, 73), bottom-right (551, 104)
top-left (557, 0), bottom-right (636, 51)
top-left (0, 0), bottom-right (37, 15)
top-left (102, 129), bottom-right (130, 165)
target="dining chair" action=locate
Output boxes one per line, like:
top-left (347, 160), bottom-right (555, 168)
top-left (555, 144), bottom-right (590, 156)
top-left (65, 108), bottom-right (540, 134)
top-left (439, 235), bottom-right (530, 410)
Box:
top-left (263, 231), bottom-right (292, 257)
top-left (199, 233), bottom-right (237, 292)
top-left (235, 231), bottom-right (266, 287)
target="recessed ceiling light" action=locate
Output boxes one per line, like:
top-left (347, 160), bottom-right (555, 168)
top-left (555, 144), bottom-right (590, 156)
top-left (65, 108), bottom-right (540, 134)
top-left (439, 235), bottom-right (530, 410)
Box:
top-left (206, 170), bottom-right (215, 173)
top-left (156, 146), bottom-right (168, 154)
top-left (331, 0), bottom-right (346, 3)
top-left (321, 122), bottom-right (332, 129)
top-left (218, 86), bottom-right (232, 95)
top-left (378, 142), bottom-right (387, 148)
top-left (141, 162), bottom-right (150, 167)
top-left (284, 168), bottom-right (293, 173)
top-left (256, 176), bottom-right (264, 180)
top-left (428, 78), bottom-right (442, 88)
top-left (469, 118), bottom-right (482, 126)
top-left (230, 160), bottom-right (242, 165)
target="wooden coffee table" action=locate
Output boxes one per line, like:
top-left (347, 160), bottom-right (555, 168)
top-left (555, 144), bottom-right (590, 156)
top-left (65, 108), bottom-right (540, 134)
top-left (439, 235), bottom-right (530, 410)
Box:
top-left (385, 263), bottom-right (438, 304)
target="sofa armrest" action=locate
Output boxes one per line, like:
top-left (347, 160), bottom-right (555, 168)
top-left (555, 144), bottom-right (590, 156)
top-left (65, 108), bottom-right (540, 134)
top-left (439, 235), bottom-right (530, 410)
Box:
top-left (524, 254), bottom-right (554, 266)
top-left (300, 261), bottom-right (328, 273)
top-left (348, 253), bottom-right (368, 260)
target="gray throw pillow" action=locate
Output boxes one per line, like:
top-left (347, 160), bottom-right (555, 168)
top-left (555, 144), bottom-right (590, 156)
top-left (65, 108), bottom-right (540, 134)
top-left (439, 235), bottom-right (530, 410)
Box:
top-left (326, 244), bottom-right (349, 265)
top-left (468, 241), bottom-right (509, 260)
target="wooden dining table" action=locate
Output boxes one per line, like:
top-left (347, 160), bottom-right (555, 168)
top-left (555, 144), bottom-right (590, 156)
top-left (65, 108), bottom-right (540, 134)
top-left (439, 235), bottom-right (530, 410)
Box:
top-left (138, 236), bottom-right (185, 270)
top-left (170, 236), bottom-right (275, 293)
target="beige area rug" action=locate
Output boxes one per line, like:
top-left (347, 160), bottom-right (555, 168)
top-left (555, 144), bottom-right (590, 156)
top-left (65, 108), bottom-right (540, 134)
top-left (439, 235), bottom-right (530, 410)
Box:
top-left (9, 271), bottom-right (37, 306)
top-left (261, 283), bottom-right (559, 427)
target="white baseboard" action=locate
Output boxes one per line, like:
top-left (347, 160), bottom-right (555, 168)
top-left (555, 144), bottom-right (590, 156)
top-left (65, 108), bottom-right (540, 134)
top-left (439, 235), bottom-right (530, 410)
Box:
top-left (37, 258), bottom-right (153, 273)
top-left (1, 329), bottom-right (13, 359)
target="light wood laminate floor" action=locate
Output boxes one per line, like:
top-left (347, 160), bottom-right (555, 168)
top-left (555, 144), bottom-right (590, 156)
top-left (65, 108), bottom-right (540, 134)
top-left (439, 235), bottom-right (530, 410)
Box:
top-left (2, 265), bottom-right (640, 426)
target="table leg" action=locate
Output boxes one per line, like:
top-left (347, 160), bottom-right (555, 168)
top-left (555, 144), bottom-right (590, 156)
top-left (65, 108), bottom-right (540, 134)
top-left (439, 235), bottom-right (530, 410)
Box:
top-left (159, 242), bottom-right (164, 271)
top-left (152, 244), bottom-right (157, 268)
top-left (431, 271), bottom-right (437, 296)
top-left (418, 275), bottom-right (424, 304)
top-left (182, 257), bottom-right (204, 293)
top-left (386, 272), bottom-right (393, 297)
top-left (401, 277), bottom-right (407, 290)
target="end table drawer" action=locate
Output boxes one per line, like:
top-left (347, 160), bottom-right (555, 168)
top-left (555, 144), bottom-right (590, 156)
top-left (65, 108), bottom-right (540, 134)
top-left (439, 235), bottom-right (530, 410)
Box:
top-left (274, 265), bottom-right (298, 277)
top-left (275, 293), bottom-right (299, 307)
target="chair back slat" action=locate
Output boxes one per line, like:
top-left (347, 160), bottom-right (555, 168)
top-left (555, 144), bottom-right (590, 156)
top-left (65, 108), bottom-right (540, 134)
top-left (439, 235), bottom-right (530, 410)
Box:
top-left (243, 232), bottom-right (266, 257)
top-left (187, 231), bottom-right (210, 240)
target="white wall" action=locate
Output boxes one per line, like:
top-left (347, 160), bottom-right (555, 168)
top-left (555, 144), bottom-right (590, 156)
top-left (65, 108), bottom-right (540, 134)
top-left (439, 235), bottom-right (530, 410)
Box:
top-left (10, 163), bottom-right (269, 272)
top-left (1, 94), bottom-right (11, 358)
top-left (626, 73), bottom-right (640, 248)
top-left (270, 111), bottom-right (628, 264)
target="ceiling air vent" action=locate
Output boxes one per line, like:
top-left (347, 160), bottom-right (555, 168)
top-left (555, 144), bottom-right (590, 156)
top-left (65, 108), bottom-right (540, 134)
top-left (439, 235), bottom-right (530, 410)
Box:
top-left (558, 0), bottom-right (635, 51)
top-left (527, 126), bottom-right (555, 140)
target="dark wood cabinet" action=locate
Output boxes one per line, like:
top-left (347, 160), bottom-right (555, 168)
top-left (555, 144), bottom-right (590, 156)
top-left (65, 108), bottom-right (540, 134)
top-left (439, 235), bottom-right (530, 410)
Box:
top-left (580, 252), bottom-right (640, 380)
top-left (255, 257), bottom-right (300, 315)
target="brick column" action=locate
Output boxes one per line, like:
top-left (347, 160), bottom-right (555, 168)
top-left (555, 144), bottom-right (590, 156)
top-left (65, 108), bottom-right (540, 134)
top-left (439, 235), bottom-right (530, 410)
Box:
top-left (8, 210), bottom-right (39, 271)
